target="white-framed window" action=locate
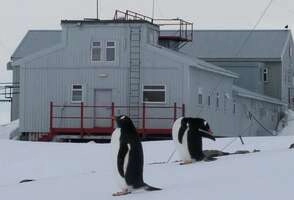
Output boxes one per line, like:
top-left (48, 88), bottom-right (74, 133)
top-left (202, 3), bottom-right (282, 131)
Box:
top-left (71, 84), bottom-right (83, 103)
top-left (224, 93), bottom-right (230, 112)
top-left (208, 95), bottom-right (211, 106)
top-left (198, 87), bottom-right (203, 105)
top-left (143, 85), bottom-right (166, 103)
top-left (216, 92), bottom-right (220, 108)
top-left (91, 41), bottom-right (102, 61)
top-left (106, 41), bottom-right (116, 61)
top-left (198, 94), bottom-right (203, 104)
top-left (263, 67), bottom-right (269, 82)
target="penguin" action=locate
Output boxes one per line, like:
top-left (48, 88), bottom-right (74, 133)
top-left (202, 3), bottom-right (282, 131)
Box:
top-left (172, 117), bottom-right (216, 164)
top-left (111, 115), bottom-right (161, 196)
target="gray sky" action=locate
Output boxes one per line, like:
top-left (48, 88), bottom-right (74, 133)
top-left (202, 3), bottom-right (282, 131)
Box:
top-left (0, 0), bottom-right (294, 124)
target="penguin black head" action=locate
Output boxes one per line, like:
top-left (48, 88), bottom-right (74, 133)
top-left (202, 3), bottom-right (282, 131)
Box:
top-left (115, 115), bottom-right (136, 131)
top-left (189, 118), bottom-right (212, 134)
top-left (201, 120), bottom-right (212, 133)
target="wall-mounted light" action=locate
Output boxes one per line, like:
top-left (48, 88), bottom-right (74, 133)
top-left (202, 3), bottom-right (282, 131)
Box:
top-left (98, 73), bottom-right (108, 78)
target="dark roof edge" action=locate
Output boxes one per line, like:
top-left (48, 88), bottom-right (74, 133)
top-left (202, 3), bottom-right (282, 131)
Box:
top-left (27, 30), bottom-right (61, 32)
top-left (199, 57), bottom-right (282, 62)
top-left (193, 29), bottom-right (291, 32)
top-left (61, 19), bottom-right (158, 26)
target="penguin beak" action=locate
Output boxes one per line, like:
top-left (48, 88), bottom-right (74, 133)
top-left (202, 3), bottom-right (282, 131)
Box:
top-left (199, 128), bottom-right (213, 135)
top-left (208, 129), bottom-right (213, 135)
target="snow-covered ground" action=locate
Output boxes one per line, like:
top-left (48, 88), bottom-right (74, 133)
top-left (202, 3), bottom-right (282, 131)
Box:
top-left (0, 119), bottom-right (19, 140)
top-left (0, 114), bottom-right (294, 199)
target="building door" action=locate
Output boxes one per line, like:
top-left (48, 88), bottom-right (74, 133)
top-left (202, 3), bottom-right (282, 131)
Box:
top-left (94, 89), bottom-right (112, 127)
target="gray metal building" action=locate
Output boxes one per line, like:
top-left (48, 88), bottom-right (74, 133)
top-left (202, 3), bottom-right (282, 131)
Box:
top-left (179, 30), bottom-right (294, 106)
top-left (7, 11), bottom-right (287, 140)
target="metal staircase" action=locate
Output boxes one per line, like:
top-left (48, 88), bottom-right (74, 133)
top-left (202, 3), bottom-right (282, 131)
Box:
top-left (129, 25), bottom-right (141, 127)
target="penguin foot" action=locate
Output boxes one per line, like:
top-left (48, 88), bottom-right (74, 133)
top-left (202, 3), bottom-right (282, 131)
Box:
top-left (180, 160), bottom-right (193, 165)
top-left (112, 189), bottom-right (131, 196)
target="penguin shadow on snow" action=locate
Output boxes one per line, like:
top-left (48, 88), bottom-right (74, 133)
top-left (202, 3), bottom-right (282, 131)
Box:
top-left (110, 115), bottom-right (162, 196)
top-left (172, 117), bottom-right (217, 165)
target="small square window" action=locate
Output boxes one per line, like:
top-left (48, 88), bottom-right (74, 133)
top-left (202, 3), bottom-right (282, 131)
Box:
top-left (216, 93), bottom-right (220, 108)
top-left (71, 84), bottom-right (83, 103)
top-left (143, 85), bottom-right (166, 103)
top-left (198, 94), bottom-right (203, 104)
top-left (107, 41), bottom-right (115, 46)
top-left (263, 68), bottom-right (269, 82)
top-left (93, 42), bottom-right (101, 46)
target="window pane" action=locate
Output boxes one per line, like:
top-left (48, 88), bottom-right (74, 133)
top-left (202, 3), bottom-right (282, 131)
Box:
top-left (143, 91), bottom-right (165, 102)
top-left (72, 85), bottom-right (82, 89)
top-left (144, 85), bottom-right (165, 90)
top-left (93, 42), bottom-right (101, 46)
top-left (72, 90), bottom-right (82, 102)
top-left (107, 41), bottom-right (115, 46)
top-left (106, 48), bottom-right (115, 61)
top-left (198, 94), bottom-right (203, 104)
top-left (92, 48), bottom-right (101, 61)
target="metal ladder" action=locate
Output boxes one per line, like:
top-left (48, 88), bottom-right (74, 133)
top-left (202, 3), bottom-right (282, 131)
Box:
top-left (129, 25), bottom-right (141, 127)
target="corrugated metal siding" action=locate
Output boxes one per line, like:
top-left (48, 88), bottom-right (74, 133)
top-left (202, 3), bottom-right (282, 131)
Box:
top-left (17, 23), bottom-right (286, 137)
top-left (188, 67), bottom-right (235, 136)
top-left (19, 24), bottom-right (132, 132)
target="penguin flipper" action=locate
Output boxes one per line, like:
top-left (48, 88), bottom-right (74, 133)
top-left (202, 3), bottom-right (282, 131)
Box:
top-left (178, 118), bottom-right (188, 144)
top-left (117, 142), bottom-right (129, 177)
top-left (144, 183), bottom-right (162, 191)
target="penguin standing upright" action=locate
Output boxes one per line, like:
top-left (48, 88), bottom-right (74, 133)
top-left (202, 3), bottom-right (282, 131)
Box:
top-left (172, 117), bottom-right (216, 164)
top-left (111, 115), bottom-right (161, 196)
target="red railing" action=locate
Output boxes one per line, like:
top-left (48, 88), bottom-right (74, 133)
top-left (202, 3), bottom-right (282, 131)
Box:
top-left (48, 102), bottom-right (185, 139)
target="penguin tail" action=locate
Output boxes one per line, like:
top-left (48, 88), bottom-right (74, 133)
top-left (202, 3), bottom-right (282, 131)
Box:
top-left (144, 183), bottom-right (162, 191)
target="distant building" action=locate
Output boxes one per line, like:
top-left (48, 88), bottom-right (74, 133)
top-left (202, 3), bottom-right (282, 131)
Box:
top-left (7, 11), bottom-right (287, 141)
top-left (178, 30), bottom-right (294, 107)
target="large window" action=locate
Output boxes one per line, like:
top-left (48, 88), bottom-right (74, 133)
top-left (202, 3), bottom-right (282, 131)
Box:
top-left (106, 41), bottom-right (116, 61)
top-left (71, 84), bottom-right (83, 103)
top-left (91, 41), bottom-right (101, 61)
top-left (143, 85), bottom-right (166, 103)
top-left (91, 41), bottom-right (116, 62)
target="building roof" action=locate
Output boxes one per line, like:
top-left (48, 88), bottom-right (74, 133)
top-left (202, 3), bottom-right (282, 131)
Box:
top-left (233, 86), bottom-right (286, 106)
top-left (11, 30), bottom-right (62, 61)
top-left (147, 45), bottom-right (239, 79)
top-left (180, 30), bottom-right (292, 60)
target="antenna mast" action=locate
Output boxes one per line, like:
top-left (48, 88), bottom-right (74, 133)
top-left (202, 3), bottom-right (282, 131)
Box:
top-left (152, 0), bottom-right (155, 19)
top-left (96, 0), bottom-right (99, 19)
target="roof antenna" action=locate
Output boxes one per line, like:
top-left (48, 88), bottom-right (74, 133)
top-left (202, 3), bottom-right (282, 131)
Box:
top-left (152, 0), bottom-right (155, 19)
top-left (96, 0), bottom-right (100, 19)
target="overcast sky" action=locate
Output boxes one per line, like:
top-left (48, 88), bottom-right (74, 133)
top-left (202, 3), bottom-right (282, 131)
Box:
top-left (0, 0), bottom-right (294, 124)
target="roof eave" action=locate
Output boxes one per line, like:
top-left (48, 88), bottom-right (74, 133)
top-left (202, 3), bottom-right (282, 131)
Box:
top-left (190, 64), bottom-right (239, 79)
top-left (199, 57), bottom-right (282, 62)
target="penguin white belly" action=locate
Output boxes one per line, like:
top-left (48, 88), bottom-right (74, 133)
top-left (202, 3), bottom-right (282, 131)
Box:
top-left (172, 117), bottom-right (191, 161)
top-left (181, 130), bottom-right (191, 161)
top-left (111, 128), bottom-right (128, 189)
